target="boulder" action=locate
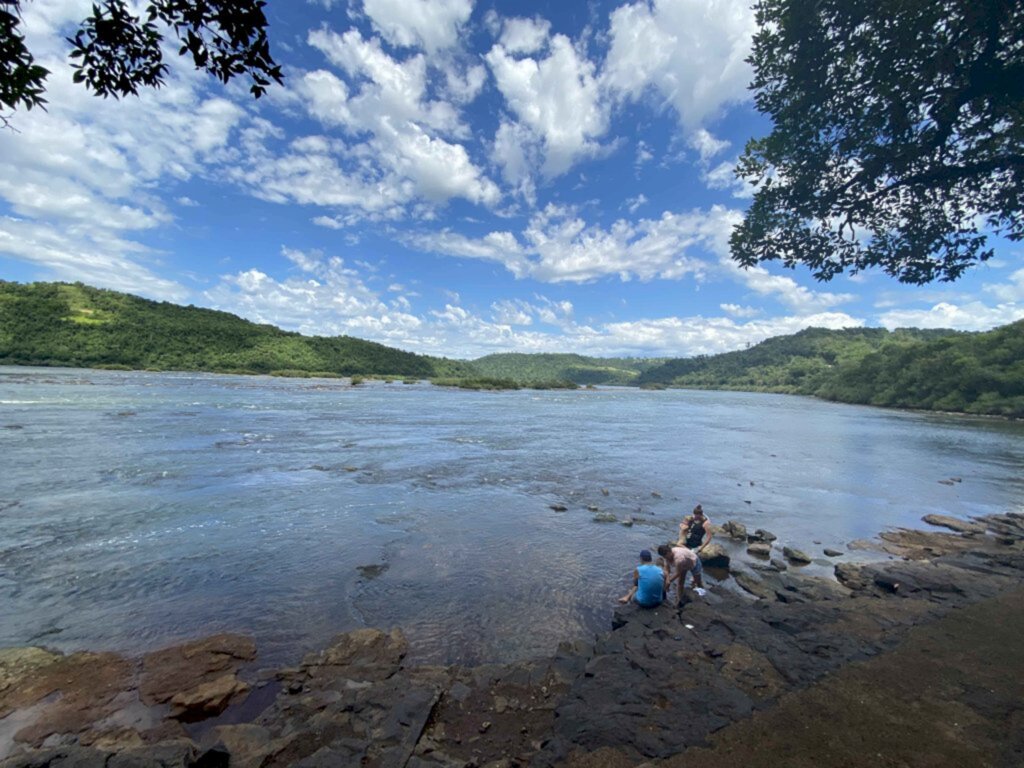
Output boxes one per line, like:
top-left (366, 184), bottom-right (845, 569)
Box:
top-left (592, 513), bottom-right (617, 523)
top-left (750, 529), bottom-right (777, 543)
top-left (770, 558), bottom-right (789, 572)
top-left (720, 520), bottom-right (748, 541)
top-left (823, 548), bottom-right (844, 557)
top-left (783, 546), bottom-right (812, 565)
top-left (746, 542), bottom-right (772, 557)
top-left (698, 543), bottom-right (730, 569)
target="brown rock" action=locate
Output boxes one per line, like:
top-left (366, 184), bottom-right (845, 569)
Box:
top-left (140, 634), bottom-right (256, 706)
top-left (921, 514), bottom-right (986, 535)
top-left (169, 673), bottom-right (250, 722)
top-left (698, 543), bottom-right (730, 568)
top-left (302, 628), bottom-right (408, 682)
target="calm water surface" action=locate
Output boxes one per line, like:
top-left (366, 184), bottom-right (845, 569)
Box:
top-left (1, 367), bottom-right (1022, 665)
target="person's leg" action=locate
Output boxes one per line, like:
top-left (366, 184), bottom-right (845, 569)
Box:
top-left (692, 557), bottom-right (704, 588)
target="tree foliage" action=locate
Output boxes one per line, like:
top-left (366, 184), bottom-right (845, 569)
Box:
top-left (732, 0), bottom-right (1024, 284)
top-left (637, 324), bottom-right (1024, 418)
top-left (0, 281), bottom-right (473, 379)
top-left (1, 0), bottom-right (282, 115)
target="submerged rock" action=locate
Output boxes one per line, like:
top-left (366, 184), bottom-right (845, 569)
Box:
top-left (721, 520), bottom-right (748, 541)
top-left (750, 528), bottom-right (777, 543)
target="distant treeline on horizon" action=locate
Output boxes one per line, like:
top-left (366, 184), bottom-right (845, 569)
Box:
top-left (1, 280), bottom-right (1022, 417)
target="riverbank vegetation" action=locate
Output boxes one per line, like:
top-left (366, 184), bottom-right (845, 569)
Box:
top-left (1, 281), bottom-right (1020, 415)
top-left (0, 281), bottom-right (472, 380)
top-left (636, 325), bottom-right (1024, 418)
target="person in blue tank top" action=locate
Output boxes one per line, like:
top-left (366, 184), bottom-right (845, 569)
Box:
top-left (618, 549), bottom-right (667, 607)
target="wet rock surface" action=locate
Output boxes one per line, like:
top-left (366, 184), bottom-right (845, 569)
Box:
top-left (3, 514), bottom-right (1023, 768)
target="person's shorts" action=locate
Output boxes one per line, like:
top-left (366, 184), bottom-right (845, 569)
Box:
top-left (692, 557), bottom-right (703, 576)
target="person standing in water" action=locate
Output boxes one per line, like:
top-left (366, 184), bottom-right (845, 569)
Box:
top-left (678, 504), bottom-right (713, 553)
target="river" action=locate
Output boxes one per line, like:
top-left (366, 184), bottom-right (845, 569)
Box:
top-left (1, 366), bottom-right (1022, 666)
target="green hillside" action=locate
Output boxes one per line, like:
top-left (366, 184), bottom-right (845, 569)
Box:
top-left (0, 281), bottom-right (473, 379)
top-left (637, 324), bottom-right (1024, 418)
top-left (471, 352), bottom-right (665, 385)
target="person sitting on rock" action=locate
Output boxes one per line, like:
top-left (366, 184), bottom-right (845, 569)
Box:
top-left (658, 543), bottom-right (704, 605)
top-left (618, 549), bottom-right (667, 607)
top-left (678, 504), bottom-right (713, 553)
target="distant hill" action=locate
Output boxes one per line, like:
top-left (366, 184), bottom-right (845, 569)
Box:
top-left (0, 281), bottom-right (473, 379)
top-left (637, 324), bottom-right (1024, 418)
top-left (470, 352), bottom-right (665, 385)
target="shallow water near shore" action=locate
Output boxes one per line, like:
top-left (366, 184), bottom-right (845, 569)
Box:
top-left (1, 366), bottom-right (1022, 666)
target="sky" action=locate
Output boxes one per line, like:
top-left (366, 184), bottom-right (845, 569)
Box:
top-left (1, 0), bottom-right (1022, 360)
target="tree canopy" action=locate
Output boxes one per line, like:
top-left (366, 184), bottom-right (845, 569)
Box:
top-left (731, 0), bottom-right (1024, 284)
top-left (1, 0), bottom-right (282, 116)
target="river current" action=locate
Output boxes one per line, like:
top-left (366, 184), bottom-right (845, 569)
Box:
top-left (1, 366), bottom-right (1022, 666)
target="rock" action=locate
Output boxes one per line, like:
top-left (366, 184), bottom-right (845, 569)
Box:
top-left (720, 520), bottom-right (748, 541)
top-left (750, 528), bottom-right (777, 543)
top-left (357, 563), bottom-right (389, 579)
top-left (698, 543), bottom-right (730, 568)
top-left (747, 542), bottom-right (772, 557)
top-left (834, 562), bottom-right (872, 592)
top-left (601, 489), bottom-right (609, 496)
top-left (620, 518), bottom-right (634, 527)
top-left (732, 571), bottom-right (773, 600)
top-left (823, 548), bottom-right (844, 557)
top-left (770, 558), bottom-right (789, 571)
top-left (140, 634), bottom-right (256, 707)
top-left (921, 514), bottom-right (986, 534)
top-left (549, 504), bottom-right (568, 512)
top-left (169, 674), bottom-right (250, 722)
top-left (2, 650), bottom-right (134, 747)
top-left (783, 546), bottom-right (812, 565)
top-left (651, 491), bottom-right (662, 498)
top-left (303, 628), bottom-right (408, 682)
top-left (586, 505), bottom-right (599, 512)
top-left (592, 513), bottom-right (617, 523)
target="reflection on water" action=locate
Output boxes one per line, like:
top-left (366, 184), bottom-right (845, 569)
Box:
top-left (1, 366), bottom-right (1022, 665)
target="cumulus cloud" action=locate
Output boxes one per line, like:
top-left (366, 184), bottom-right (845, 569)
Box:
top-left (362, 0), bottom-right (473, 53)
top-left (205, 247), bottom-right (424, 343)
top-left (499, 16), bottom-right (552, 55)
top-left (602, 0), bottom-right (755, 128)
top-left (876, 302), bottom-right (1024, 331)
top-left (486, 34), bottom-right (608, 179)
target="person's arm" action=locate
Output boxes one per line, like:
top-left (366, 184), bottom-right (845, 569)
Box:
top-left (699, 520), bottom-right (713, 552)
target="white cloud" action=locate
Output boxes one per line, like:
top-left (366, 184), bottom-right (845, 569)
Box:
top-left (984, 267), bottom-right (1024, 303)
top-left (876, 302), bottom-right (1024, 331)
top-left (486, 34), bottom-right (607, 179)
top-left (362, 0), bottom-right (474, 53)
top-left (500, 17), bottom-right (551, 55)
top-left (689, 128), bottom-right (730, 163)
top-left (720, 303), bottom-right (760, 318)
top-left (205, 248), bottom-right (424, 343)
top-left (625, 194), bottom-right (648, 213)
top-left (602, 0), bottom-right (755, 128)
top-left (703, 158), bottom-right (754, 197)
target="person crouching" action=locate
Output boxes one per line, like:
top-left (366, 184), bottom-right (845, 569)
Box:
top-left (618, 549), bottom-right (667, 607)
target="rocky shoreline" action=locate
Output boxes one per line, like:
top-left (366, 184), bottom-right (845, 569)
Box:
top-left (3, 512), bottom-right (1023, 768)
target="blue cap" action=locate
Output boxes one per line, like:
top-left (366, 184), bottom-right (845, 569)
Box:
top-left (639, 549), bottom-right (652, 561)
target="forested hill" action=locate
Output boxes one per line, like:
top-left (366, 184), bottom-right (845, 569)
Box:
top-left (0, 281), bottom-right (473, 378)
top-left (470, 352), bottom-right (665, 385)
top-left (637, 324), bottom-right (1024, 418)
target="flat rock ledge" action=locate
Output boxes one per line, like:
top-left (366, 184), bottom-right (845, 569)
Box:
top-left (3, 513), bottom-right (1024, 768)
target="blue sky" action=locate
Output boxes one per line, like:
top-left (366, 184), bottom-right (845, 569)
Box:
top-left (1, 0), bottom-right (1021, 359)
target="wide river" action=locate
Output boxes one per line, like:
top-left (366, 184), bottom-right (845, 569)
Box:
top-left (2, 366), bottom-right (1022, 666)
